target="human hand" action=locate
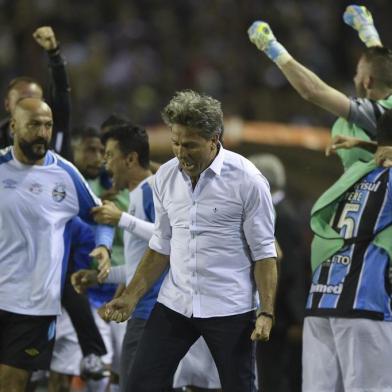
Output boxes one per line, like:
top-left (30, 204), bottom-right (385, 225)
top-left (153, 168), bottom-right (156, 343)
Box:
top-left (91, 201), bottom-right (122, 226)
top-left (32, 26), bottom-right (58, 51)
top-left (248, 21), bottom-right (278, 52)
top-left (71, 269), bottom-right (98, 294)
top-left (90, 246), bottom-right (111, 283)
top-left (343, 5), bottom-right (382, 47)
top-left (325, 135), bottom-right (363, 156)
top-left (100, 188), bottom-right (119, 202)
top-left (375, 146), bottom-right (392, 168)
top-left (248, 21), bottom-right (291, 65)
top-left (251, 314), bottom-right (273, 341)
top-left (98, 294), bottom-right (136, 323)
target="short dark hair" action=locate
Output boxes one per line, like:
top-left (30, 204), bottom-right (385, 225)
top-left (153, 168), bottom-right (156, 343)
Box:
top-left (6, 76), bottom-right (42, 95)
top-left (377, 109), bottom-right (392, 146)
top-left (362, 47), bottom-right (392, 90)
top-left (100, 114), bottom-right (130, 132)
top-left (71, 126), bottom-right (101, 146)
top-left (101, 124), bottom-right (150, 169)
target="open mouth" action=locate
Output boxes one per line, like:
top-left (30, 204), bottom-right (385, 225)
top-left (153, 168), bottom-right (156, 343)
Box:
top-left (181, 160), bottom-right (195, 171)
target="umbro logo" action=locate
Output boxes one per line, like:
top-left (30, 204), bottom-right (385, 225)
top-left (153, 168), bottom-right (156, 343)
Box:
top-left (2, 179), bottom-right (17, 189)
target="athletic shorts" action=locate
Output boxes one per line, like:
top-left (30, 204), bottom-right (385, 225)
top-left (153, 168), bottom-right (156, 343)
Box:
top-left (51, 307), bottom-right (126, 375)
top-left (0, 309), bottom-right (56, 371)
top-left (303, 316), bottom-right (392, 392)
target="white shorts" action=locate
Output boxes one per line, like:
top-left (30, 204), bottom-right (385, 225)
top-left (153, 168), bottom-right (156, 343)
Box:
top-left (50, 307), bottom-right (126, 376)
top-left (173, 337), bottom-right (221, 389)
top-left (303, 316), bottom-right (392, 392)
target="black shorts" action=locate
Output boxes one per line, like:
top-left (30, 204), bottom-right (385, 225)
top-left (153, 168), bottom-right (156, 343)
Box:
top-left (0, 309), bottom-right (56, 371)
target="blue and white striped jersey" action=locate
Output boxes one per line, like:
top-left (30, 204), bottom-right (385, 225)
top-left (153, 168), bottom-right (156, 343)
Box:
top-left (0, 147), bottom-right (114, 316)
top-left (306, 167), bottom-right (392, 320)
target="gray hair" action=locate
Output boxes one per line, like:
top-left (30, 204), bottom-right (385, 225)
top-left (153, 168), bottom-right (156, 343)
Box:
top-left (161, 90), bottom-right (224, 139)
top-left (248, 153), bottom-right (286, 190)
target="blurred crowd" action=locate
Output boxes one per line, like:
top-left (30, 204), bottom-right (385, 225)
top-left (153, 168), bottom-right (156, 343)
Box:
top-left (0, 0), bottom-right (391, 128)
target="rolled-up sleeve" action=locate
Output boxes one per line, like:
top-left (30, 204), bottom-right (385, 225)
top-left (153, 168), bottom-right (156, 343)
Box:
top-left (149, 175), bottom-right (172, 255)
top-left (242, 174), bottom-right (277, 261)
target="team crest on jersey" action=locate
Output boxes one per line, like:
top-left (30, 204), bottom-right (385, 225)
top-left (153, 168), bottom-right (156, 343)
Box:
top-left (52, 183), bottom-right (67, 202)
top-left (29, 182), bottom-right (43, 195)
top-left (2, 178), bottom-right (17, 189)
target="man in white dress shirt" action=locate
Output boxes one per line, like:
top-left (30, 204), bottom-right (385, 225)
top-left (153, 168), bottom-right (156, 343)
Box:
top-left (102, 90), bottom-right (278, 391)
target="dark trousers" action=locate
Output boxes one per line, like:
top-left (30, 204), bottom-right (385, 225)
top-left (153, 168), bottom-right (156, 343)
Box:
top-left (125, 303), bottom-right (256, 392)
top-left (62, 277), bottom-right (107, 356)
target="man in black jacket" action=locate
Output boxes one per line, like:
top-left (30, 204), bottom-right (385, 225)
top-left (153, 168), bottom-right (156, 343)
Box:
top-left (0, 26), bottom-right (71, 159)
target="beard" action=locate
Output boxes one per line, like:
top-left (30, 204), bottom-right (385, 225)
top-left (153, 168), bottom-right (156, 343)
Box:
top-left (18, 137), bottom-right (49, 162)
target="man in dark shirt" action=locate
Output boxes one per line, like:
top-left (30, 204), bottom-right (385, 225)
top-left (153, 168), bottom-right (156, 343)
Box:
top-left (0, 26), bottom-right (71, 159)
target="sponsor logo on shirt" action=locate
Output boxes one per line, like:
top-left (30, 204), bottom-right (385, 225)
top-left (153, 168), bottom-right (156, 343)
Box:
top-left (310, 283), bottom-right (343, 295)
top-left (322, 255), bottom-right (351, 266)
top-left (52, 183), bottom-right (66, 202)
top-left (29, 182), bottom-right (43, 195)
top-left (2, 178), bottom-right (17, 189)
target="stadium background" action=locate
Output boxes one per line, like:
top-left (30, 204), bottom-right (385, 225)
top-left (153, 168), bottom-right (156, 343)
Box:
top-left (2, 1), bottom-right (391, 200)
top-left (2, 1), bottom-right (391, 390)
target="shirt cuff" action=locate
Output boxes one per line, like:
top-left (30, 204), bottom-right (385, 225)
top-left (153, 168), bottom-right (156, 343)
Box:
top-left (118, 212), bottom-right (135, 231)
top-left (251, 242), bottom-right (277, 261)
top-left (106, 266), bottom-right (127, 284)
top-left (149, 235), bottom-right (171, 256)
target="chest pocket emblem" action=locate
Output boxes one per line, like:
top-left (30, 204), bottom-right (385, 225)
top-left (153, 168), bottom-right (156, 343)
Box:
top-left (52, 183), bottom-right (67, 202)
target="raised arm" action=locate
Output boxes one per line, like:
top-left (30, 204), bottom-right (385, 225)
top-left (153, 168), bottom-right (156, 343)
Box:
top-left (248, 21), bottom-right (350, 118)
top-left (343, 5), bottom-right (382, 48)
top-left (33, 26), bottom-right (72, 159)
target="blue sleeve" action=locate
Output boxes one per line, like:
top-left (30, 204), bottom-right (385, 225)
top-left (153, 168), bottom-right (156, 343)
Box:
top-left (142, 182), bottom-right (155, 223)
top-left (69, 217), bottom-right (96, 270)
top-left (57, 158), bottom-right (115, 249)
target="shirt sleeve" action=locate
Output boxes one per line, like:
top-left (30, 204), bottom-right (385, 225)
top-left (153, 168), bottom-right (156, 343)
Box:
top-left (105, 265), bottom-right (127, 284)
top-left (47, 47), bottom-right (72, 160)
top-left (242, 174), bottom-right (277, 261)
top-left (118, 212), bottom-right (155, 242)
top-left (70, 217), bottom-right (96, 271)
top-left (148, 175), bottom-right (172, 255)
top-left (58, 158), bottom-right (114, 249)
top-left (348, 97), bottom-right (386, 139)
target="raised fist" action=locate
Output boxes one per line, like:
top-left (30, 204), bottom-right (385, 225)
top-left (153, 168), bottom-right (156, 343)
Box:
top-left (33, 26), bottom-right (58, 51)
top-left (248, 21), bottom-right (277, 52)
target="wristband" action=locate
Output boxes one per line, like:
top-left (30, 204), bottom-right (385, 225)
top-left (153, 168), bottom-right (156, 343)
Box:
top-left (97, 244), bottom-right (112, 259)
top-left (256, 309), bottom-right (274, 321)
top-left (265, 41), bottom-right (292, 66)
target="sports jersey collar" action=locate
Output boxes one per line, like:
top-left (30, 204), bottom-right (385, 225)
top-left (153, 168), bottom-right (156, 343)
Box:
top-left (11, 147), bottom-right (55, 168)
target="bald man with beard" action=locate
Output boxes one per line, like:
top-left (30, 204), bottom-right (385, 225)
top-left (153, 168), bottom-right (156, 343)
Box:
top-left (0, 98), bottom-right (114, 391)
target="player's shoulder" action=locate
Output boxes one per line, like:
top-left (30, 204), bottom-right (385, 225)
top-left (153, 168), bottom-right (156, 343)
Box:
top-left (223, 149), bottom-right (263, 178)
top-left (153, 157), bottom-right (179, 184)
top-left (53, 152), bottom-right (84, 178)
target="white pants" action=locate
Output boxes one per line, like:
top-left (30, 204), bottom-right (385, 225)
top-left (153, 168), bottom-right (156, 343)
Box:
top-left (303, 316), bottom-right (392, 392)
top-left (51, 307), bottom-right (126, 375)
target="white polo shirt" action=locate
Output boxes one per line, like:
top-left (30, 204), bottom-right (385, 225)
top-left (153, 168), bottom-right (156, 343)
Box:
top-left (149, 146), bottom-right (277, 318)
